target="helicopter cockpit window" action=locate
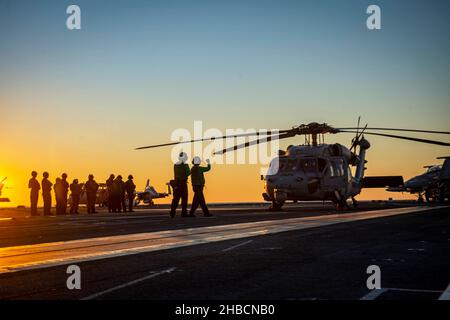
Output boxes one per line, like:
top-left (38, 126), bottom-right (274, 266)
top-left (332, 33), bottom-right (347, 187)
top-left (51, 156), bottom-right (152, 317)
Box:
top-left (276, 159), bottom-right (300, 172)
top-left (426, 165), bottom-right (441, 174)
top-left (285, 159), bottom-right (299, 172)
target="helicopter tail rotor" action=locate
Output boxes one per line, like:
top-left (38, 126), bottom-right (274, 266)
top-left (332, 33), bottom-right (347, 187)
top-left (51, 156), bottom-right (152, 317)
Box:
top-left (350, 117), bottom-right (368, 153)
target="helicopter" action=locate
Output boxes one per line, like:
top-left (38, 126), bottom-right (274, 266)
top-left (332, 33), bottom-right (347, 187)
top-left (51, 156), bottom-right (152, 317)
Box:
top-left (0, 177), bottom-right (10, 203)
top-left (387, 156), bottom-right (450, 203)
top-left (136, 121), bottom-right (450, 210)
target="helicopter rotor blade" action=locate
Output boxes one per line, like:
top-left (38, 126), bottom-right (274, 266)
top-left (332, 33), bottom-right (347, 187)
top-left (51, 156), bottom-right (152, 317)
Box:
top-left (135, 130), bottom-right (290, 150)
top-left (213, 132), bottom-right (295, 155)
top-left (339, 130), bottom-right (450, 147)
top-left (337, 128), bottom-right (450, 135)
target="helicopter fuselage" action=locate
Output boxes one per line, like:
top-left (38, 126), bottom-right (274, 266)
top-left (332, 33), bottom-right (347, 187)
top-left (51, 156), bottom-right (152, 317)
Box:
top-left (262, 143), bottom-right (366, 207)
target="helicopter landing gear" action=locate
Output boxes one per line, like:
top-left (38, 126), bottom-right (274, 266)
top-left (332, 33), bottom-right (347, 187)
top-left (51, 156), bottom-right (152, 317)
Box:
top-left (334, 200), bottom-right (348, 211)
top-left (268, 201), bottom-right (284, 211)
top-left (417, 194), bottom-right (425, 204)
top-left (333, 190), bottom-right (348, 211)
top-left (351, 197), bottom-right (358, 209)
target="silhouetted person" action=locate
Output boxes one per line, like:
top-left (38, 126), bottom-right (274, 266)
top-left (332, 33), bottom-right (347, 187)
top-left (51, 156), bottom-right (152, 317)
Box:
top-left (85, 174), bottom-right (99, 214)
top-left (42, 172), bottom-right (53, 216)
top-left (106, 174), bottom-right (115, 213)
top-left (120, 176), bottom-right (127, 212)
top-left (69, 179), bottom-right (82, 214)
top-left (125, 175), bottom-right (136, 212)
top-left (112, 175), bottom-right (124, 212)
top-left (28, 171), bottom-right (40, 216)
top-left (55, 174), bottom-right (69, 215)
top-left (170, 152), bottom-right (190, 218)
top-left (189, 157), bottom-right (212, 217)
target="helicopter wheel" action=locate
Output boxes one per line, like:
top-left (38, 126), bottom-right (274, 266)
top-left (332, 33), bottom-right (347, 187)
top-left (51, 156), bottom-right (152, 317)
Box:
top-left (268, 201), bottom-right (284, 211)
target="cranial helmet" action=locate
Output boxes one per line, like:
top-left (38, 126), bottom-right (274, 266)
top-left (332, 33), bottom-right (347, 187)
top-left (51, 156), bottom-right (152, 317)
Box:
top-left (192, 156), bottom-right (201, 165)
top-left (179, 152), bottom-right (188, 163)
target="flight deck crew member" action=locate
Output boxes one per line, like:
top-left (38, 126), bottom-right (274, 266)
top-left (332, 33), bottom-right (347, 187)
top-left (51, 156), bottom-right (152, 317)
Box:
top-left (85, 174), bottom-right (99, 214)
top-left (125, 175), bottom-right (136, 212)
top-left (28, 171), bottom-right (40, 216)
top-left (106, 174), bottom-right (115, 213)
top-left (120, 176), bottom-right (127, 212)
top-left (55, 173), bottom-right (69, 215)
top-left (69, 179), bottom-right (82, 214)
top-left (111, 175), bottom-right (124, 212)
top-left (170, 152), bottom-right (191, 218)
top-left (54, 173), bottom-right (69, 215)
top-left (42, 172), bottom-right (53, 216)
top-left (189, 157), bottom-right (212, 217)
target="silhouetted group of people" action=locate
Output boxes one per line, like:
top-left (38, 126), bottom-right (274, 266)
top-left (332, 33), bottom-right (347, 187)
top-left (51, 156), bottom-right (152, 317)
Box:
top-left (105, 174), bottom-right (136, 213)
top-left (170, 152), bottom-right (212, 218)
top-left (28, 171), bottom-right (136, 216)
top-left (28, 153), bottom-right (212, 218)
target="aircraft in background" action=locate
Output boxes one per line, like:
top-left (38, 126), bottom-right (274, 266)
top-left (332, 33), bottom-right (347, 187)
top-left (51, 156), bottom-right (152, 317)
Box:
top-left (387, 157), bottom-right (450, 203)
top-left (134, 179), bottom-right (171, 206)
top-left (0, 177), bottom-right (10, 203)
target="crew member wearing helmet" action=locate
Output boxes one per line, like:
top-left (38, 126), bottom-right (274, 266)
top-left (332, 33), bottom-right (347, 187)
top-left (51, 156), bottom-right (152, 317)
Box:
top-left (55, 173), bottom-right (69, 215)
top-left (42, 172), bottom-right (53, 216)
top-left (125, 175), bottom-right (136, 212)
top-left (170, 152), bottom-right (191, 218)
top-left (189, 157), bottom-right (212, 217)
top-left (69, 179), bottom-right (82, 214)
top-left (85, 174), bottom-right (99, 214)
top-left (28, 171), bottom-right (40, 216)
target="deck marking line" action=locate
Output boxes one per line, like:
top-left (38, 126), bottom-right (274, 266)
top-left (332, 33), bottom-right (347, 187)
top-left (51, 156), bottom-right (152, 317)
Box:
top-left (81, 267), bottom-right (176, 300)
top-left (222, 240), bottom-right (253, 252)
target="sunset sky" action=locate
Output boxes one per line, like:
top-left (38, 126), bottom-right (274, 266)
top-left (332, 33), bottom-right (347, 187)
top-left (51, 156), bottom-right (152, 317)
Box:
top-left (1, 0), bottom-right (449, 207)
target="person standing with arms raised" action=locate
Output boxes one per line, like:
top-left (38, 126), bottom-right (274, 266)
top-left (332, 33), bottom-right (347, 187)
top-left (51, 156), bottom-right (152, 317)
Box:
top-left (189, 157), bottom-right (212, 217)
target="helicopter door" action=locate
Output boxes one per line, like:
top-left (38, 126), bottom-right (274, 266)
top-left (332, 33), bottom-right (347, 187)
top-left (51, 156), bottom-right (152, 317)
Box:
top-left (324, 157), bottom-right (347, 194)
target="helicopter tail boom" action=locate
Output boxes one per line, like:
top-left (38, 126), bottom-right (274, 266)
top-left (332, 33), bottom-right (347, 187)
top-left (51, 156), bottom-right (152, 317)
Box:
top-left (362, 176), bottom-right (405, 189)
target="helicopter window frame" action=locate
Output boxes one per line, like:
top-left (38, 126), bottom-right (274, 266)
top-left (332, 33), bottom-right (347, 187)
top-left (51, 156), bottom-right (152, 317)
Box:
top-left (318, 157), bottom-right (327, 173)
top-left (328, 158), bottom-right (345, 177)
top-left (274, 158), bottom-right (298, 173)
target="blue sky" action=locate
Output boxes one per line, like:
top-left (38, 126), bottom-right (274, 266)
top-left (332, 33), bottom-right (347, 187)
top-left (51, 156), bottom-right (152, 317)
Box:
top-left (1, 0), bottom-right (449, 133)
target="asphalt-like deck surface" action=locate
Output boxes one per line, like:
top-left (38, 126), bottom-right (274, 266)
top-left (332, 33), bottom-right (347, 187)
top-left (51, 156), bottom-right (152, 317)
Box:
top-left (0, 202), bottom-right (448, 300)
